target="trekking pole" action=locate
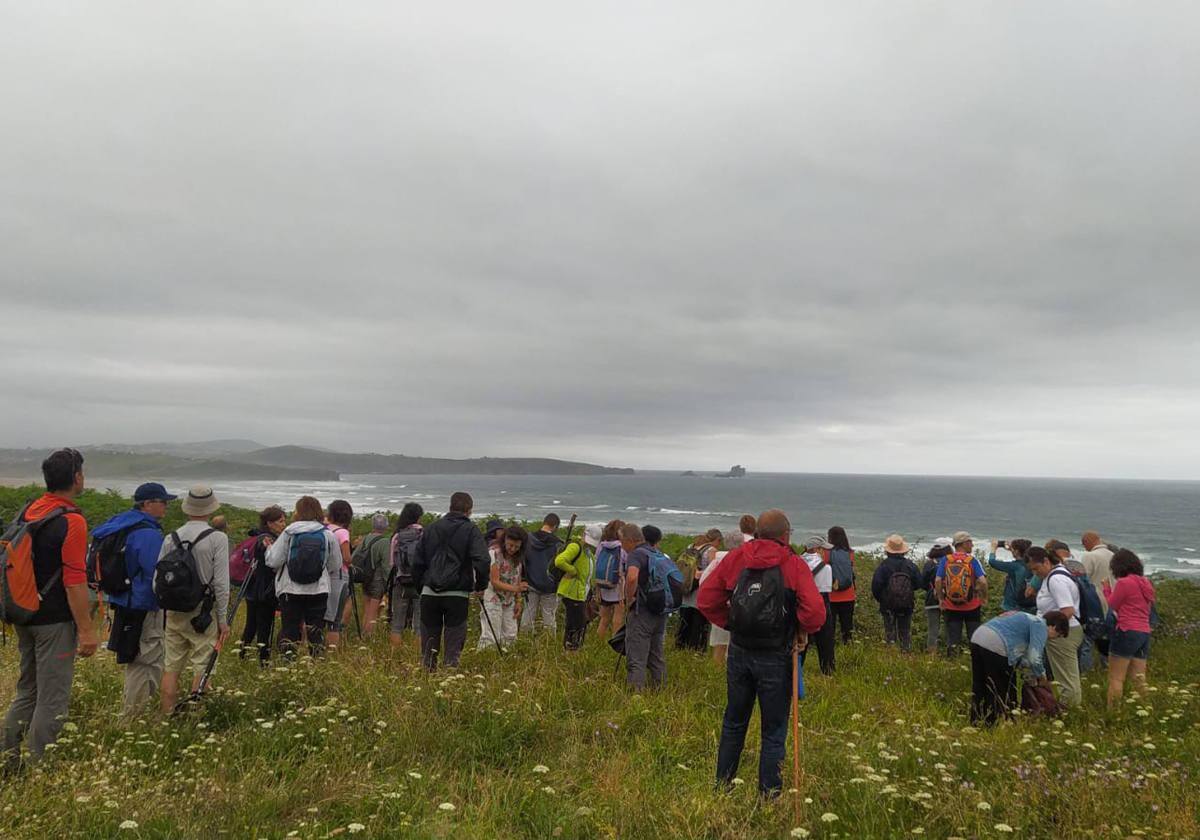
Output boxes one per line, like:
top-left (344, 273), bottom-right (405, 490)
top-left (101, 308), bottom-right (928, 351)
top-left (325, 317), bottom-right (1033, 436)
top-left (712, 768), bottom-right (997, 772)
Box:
top-left (348, 573), bottom-right (363, 639)
top-left (478, 596), bottom-right (507, 656)
top-left (792, 646), bottom-right (803, 823)
top-left (182, 561), bottom-right (255, 711)
top-left (562, 514), bottom-right (578, 547)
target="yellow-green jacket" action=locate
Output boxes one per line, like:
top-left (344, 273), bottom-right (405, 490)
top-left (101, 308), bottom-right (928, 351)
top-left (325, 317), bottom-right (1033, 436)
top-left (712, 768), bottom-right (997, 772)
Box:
top-left (554, 542), bottom-right (594, 602)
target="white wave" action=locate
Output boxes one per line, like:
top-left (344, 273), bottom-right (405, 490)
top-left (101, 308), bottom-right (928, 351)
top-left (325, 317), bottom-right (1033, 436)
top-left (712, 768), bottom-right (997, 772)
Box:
top-left (626, 506), bottom-right (640, 511)
top-left (552, 500), bottom-right (561, 505)
top-left (515, 503), bottom-right (527, 508)
top-left (1176, 557), bottom-right (1200, 566)
top-left (658, 508), bottom-right (738, 517)
top-left (1184, 547), bottom-right (1196, 552)
top-left (388, 499), bottom-right (401, 503)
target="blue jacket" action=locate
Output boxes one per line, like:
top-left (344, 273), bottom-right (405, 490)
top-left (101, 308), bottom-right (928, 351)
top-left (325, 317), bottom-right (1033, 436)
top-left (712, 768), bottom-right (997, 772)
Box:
top-left (977, 611), bottom-right (1048, 678)
top-left (96, 509), bottom-right (165, 612)
top-left (988, 552), bottom-right (1035, 614)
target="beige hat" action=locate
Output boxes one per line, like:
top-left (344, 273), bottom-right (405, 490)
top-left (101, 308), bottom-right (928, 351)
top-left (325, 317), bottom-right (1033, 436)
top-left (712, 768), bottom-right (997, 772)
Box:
top-left (884, 534), bottom-right (910, 554)
top-left (181, 484), bottom-right (220, 517)
top-left (952, 530), bottom-right (974, 546)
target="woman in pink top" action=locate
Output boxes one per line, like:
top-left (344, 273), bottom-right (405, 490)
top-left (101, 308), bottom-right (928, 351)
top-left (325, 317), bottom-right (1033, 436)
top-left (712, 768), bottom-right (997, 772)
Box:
top-left (1103, 548), bottom-right (1156, 709)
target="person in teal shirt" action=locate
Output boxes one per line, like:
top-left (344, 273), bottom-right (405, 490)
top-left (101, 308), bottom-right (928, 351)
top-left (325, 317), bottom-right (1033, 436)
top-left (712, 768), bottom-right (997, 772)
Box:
top-left (988, 538), bottom-right (1036, 614)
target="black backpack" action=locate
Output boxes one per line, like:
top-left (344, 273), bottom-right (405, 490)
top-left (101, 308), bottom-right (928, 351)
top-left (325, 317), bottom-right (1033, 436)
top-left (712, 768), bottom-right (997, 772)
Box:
top-left (425, 521), bottom-right (473, 593)
top-left (727, 565), bottom-right (795, 650)
top-left (883, 568), bottom-right (915, 611)
top-left (285, 530), bottom-right (328, 585)
top-left (350, 534), bottom-right (387, 584)
top-left (392, 528), bottom-right (422, 586)
top-left (153, 529), bottom-right (216, 612)
top-left (87, 521), bottom-right (156, 596)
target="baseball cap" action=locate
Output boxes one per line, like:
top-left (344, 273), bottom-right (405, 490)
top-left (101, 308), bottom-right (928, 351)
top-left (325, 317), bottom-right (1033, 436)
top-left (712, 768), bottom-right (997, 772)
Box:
top-left (584, 525), bottom-right (602, 548)
top-left (931, 536), bottom-right (954, 549)
top-left (133, 482), bottom-right (177, 503)
top-left (805, 535), bottom-right (834, 551)
top-left (952, 531), bottom-right (974, 546)
top-left (485, 519), bottom-right (505, 539)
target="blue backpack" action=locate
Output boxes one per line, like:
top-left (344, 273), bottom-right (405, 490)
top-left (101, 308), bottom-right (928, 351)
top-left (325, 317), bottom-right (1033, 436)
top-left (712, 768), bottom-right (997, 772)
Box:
top-left (1050, 567), bottom-right (1107, 641)
top-left (594, 545), bottom-right (621, 590)
top-left (640, 549), bottom-right (685, 616)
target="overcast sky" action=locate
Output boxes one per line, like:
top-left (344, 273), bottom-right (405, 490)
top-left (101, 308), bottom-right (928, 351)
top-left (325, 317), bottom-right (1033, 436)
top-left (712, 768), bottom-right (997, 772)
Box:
top-left (2, 2), bottom-right (1199, 479)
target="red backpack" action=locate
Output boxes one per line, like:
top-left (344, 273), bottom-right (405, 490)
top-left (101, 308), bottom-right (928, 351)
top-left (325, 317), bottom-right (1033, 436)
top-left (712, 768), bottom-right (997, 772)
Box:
top-left (229, 536), bottom-right (257, 583)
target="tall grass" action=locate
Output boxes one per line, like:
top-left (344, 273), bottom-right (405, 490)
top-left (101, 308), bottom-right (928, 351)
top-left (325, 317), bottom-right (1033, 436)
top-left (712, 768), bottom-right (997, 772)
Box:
top-left (1, 485), bottom-right (1198, 838)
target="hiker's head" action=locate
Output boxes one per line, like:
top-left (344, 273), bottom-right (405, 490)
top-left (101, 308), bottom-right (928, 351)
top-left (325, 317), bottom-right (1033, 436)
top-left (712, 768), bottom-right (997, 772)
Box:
top-left (1045, 539), bottom-right (1071, 563)
top-left (601, 519), bottom-right (625, 542)
top-left (210, 515), bottom-right (228, 532)
top-left (396, 502), bottom-right (424, 530)
top-left (756, 509), bottom-right (791, 543)
top-left (542, 513), bottom-right (561, 532)
top-left (827, 526), bottom-right (851, 553)
top-left (1110, 548), bottom-right (1143, 579)
top-left (484, 519), bottom-right (505, 543)
top-left (1008, 538), bottom-right (1032, 560)
top-left (259, 505), bottom-right (287, 535)
top-left (449, 492), bottom-right (473, 515)
top-left (371, 513), bottom-right (390, 534)
top-left (1081, 531), bottom-right (1102, 551)
top-left (928, 537), bottom-right (953, 560)
top-left (723, 530), bottom-right (744, 551)
top-left (1043, 610), bottom-right (1070, 638)
top-left (1025, 545), bottom-right (1053, 575)
top-left (739, 514), bottom-right (758, 537)
top-left (618, 523), bottom-right (643, 551)
top-left (641, 525), bottom-right (662, 547)
top-left (294, 496), bottom-right (324, 523)
top-left (328, 500), bottom-right (353, 528)
top-left (952, 531), bottom-right (973, 553)
top-left (42, 447), bottom-right (84, 495)
top-left (133, 482), bottom-right (176, 519)
top-left (502, 526), bottom-right (527, 560)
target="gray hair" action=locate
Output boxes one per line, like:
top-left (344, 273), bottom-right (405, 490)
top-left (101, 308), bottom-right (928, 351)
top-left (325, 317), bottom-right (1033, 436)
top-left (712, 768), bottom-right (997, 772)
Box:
top-left (722, 530), bottom-right (744, 550)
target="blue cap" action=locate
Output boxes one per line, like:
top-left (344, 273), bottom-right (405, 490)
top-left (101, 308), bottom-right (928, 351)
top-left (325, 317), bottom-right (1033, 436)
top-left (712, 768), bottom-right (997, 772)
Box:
top-left (133, 482), bottom-right (177, 503)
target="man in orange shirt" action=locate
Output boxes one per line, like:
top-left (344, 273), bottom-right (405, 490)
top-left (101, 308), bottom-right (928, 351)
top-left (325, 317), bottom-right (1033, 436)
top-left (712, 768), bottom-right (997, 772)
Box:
top-left (2, 449), bottom-right (98, 773)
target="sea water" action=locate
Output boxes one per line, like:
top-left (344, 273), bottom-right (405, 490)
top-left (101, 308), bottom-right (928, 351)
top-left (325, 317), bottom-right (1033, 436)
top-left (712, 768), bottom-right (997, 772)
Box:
top-left (95, 472), bottom-right (1200, 576)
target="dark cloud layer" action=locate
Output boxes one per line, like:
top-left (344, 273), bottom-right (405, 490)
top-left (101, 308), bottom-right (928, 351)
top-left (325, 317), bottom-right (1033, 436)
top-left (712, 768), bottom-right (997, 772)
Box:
top-left (2, 2), bottom-right (1199, 478)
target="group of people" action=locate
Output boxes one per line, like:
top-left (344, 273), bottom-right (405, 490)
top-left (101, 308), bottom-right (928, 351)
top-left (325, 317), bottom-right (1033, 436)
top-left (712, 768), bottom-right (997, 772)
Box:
top-left (0, 448), bottom-right (1162, 798)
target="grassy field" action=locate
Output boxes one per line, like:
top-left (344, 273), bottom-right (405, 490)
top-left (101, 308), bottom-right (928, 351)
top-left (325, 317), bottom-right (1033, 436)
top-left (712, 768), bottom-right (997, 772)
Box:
top-left (1, 486), bottom-right (1198, 839)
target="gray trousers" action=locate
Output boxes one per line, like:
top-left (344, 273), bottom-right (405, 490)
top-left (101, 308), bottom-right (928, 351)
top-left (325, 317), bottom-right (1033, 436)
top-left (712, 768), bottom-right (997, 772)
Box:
top-left (625, 608), bottom-right (667, 690)
top-left (519, 591), bottom-right (559, 634)
top-left (124, 610), bottom-right (164, 716)
top-left (925, 607), bottom-right (941, 652)
top-left (3, 622), bottom-right (77, 768)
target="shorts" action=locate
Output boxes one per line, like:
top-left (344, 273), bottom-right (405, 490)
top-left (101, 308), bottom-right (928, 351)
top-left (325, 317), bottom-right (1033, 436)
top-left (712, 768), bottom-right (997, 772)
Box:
top-left (164, 609), bottom-right (217, 675)
top-left (364, 561), bottom-right (391, 600)
top-left (1109, 628), bottom-right (1151, 660)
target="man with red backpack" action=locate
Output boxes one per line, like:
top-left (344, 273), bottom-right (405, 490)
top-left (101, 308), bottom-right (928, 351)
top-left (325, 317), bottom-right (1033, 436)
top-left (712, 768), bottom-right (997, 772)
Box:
top-left (935, 531), bottom-right (989, 656)
top-left (698, 509), bottom-right (825, 797)
top-left (2, 449), bottom-right (97, 773)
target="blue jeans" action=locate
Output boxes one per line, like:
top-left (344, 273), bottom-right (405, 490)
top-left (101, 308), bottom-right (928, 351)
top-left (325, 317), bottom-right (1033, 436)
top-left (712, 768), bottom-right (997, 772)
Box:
top-left (716, 644), bottom-right (793, 796)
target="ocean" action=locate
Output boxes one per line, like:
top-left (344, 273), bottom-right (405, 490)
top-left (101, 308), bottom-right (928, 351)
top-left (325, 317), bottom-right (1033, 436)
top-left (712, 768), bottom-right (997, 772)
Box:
top-left (93, 471), bottom-right (1200, 577)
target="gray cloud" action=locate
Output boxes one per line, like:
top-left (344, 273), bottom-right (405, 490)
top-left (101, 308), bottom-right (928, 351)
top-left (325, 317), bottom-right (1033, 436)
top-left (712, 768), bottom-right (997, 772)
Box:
top-left (2, 1), bottom-right (1199, 478)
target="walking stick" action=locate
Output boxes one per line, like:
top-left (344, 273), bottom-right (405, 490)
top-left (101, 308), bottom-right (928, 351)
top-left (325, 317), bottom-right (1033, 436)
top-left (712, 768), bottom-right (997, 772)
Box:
top-left (792, 645), bottom-right (803, 822)
top-left (478, 595), bottom-right (507, 656)
top-left (561, 514), bottom-right (578, 547)
top-left (348, 574), bottom-right (363, 639)
top-left (179, 561), bottom-right (255, 712)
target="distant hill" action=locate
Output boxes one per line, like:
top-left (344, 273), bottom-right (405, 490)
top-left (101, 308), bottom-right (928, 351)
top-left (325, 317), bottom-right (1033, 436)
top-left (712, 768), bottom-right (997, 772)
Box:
top-left (0, 448), bottom-right (337, 482)
top-left (91, 440), bottom-right (267, 458)
top-left (242, 445), bottom-right (633, 476)
top-left (0, 443), bottom-right (632, 479)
